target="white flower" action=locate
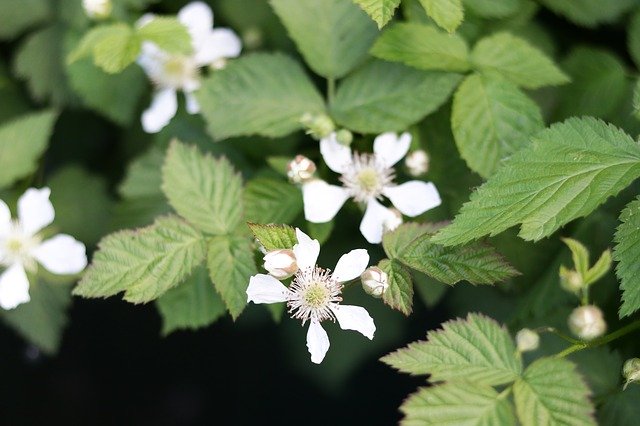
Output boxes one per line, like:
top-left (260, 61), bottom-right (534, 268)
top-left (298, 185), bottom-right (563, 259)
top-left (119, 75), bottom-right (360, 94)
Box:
top-left (303, 132), bottom-right (441, 244)
top-left (246, 229), bottom-right (375, 364)
top-left (405, 149), bottom-right (430, 176)
top-left (82, 0), bottom-right (112, 19)
top-left (0, 188), bottom-right (87, 310)
top-left (136, 1), bottom-right (242, 133)
top-left (287, 155), bottom-right (316, 184)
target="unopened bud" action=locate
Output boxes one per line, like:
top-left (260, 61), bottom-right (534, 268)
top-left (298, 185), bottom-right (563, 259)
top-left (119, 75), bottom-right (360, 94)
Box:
top-left (405, 150), bottom-right (430, 176)
top-left (568, 305), bottom-right (606, 341)
top-left (361, 267), bottom-right (389, 298)
top-left (242, 27), bottom-right (263, 50)
top-left (263, 249), bottom-right (298, 279)
top-left (515, 328), bottom-right (540, 352)
top-left (560, 266), bottom-right (583, 295)
top-left (82, 0), bottom-right (112, 19)
top-left (300, 113), bottom-right (335, 139)
top-left (287, 155), bottom-right (316, 184)
top-left (623, 358), bottom-right (640, 389)
top-left (335, 129), bottom-right (353, 146)
top-left (382, 208), bottom-right (403, 234)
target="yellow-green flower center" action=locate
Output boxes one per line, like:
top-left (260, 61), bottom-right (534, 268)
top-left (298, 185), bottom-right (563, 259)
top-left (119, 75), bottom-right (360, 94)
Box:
top-left (357, 168), bottom-right (380, 193)
top-left (303, 282), bottom-right (329, 308)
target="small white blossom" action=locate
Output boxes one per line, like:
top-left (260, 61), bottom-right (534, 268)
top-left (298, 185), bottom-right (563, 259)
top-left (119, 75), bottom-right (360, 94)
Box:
top-left (515, 328), bottom-right (540, 352)
top-left (0, 188), bottom-right (87, 310)
top-left (568, 305), bottom-right (606, 341)
top-left (623, 358), bottom-right (640, 389)
top-left (405, 150), bottom-right (430, 176)
top-left (263, 249), bottom-right (298, 279)
top-left (360, 266), bottom-right (388, 298)
top-left (287, 155), bottom-right (316, 184)
top-left (247, 229), bottom-right (375, 364)
top-left (82, 0), bottom-right (112, 19)
top-left (136, 1), bottom-right (242, 133)
top-left (302, 132), bottom-right (441, 244)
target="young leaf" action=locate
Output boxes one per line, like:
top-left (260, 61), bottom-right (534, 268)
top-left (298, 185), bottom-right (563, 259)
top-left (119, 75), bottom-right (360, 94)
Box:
top-left (418, 0), bottom-right (464, 33)
top-left (352, 0), bottom-right (401, 29)
top-left (270, 0), bottom-right (378, 78)
top-left (244, 178), bottom-right (303, 224)
top-left (135, 17), bottom-right (191, 55)
top-left (162, 141), bottom-right (243, 235)
top-left (433, 118), bottom-right (640, 246)
top-left (400, 383), bottom-right (516, 425)
top-left (614, 198), bottom-right (640, 317)
top-left (73, 216), bottom-right (207, 303)
top-left (91, 24), bottom-right (141, 74)
top-left (330, 60), bottom-right (461, 134)
top-left (471, 32), bottom-right (569, 89)
top-left (248, 223), bottom-right (298, 251)
top-left (513, 358), bottom-right (596, 426)
top-left (583, 249), bottom-right (611, 287)
top-left (378, 259), bottom-right (414, 316)
top-left (371, 23), bottom-right (470, 72)
top-left (197, 53), bottom-right (325, 140)
top-left (463, 0), bottom-right (521, 18)
top-left (451, 73), bottom-right (544, 178)
top-left (561, 238), bottom-right (590, 277)
top-left (381, 313), bottom-right (522, 385)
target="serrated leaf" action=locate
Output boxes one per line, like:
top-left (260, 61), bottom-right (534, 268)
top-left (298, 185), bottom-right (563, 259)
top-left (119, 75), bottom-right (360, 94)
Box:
top-left (400, 383), bottom-right (516, 425)
top-left (371, 23), bottom-right (470, 72)
top-left (378, 259), bottom-right (414, 315)
top-left (433, 118), bottom-right (640, 246)
top-left (136, 17), bottom-right (191, 55)
top-left (119, 146), bottom-right (164, 198)
top-left (471, 32), bottom-right (569, 89)
top-left (197, 53), bottom-right (325, 140)
top-left (463, 0), bottom-right (521, 18)
top-left (271, 0), bottom-right (377, 78)
top-left (207, 235), bottom-right (257, 320)
top-left (419, 0), bottom-right (464, 33)
top-left (352, 0), bottom-right (401, 28)
top-left (0, 110), bottom-right (57, 189)
top-left (0, 0), bottom-right (51, 40)
top-left (244, 178), bottom-right (303, 224)
top-left (73, 216), bottom-right (207, 303)
top-left (382, 313), bottom-right (522, 385)
top-left (452, 73), bottom-right (544, 178)
top-left (162, 141), bottom-right (243, 235)
top-left (156, 265), bottom-right (226, 335)
top-left (92, 24), bottom-right (140, 74)
top-left (538, 0), bottom-right (635, 28)
top-left (248, 223), bottom-right (297, 251)
top-left (330, 60), bottom-right (461, 134)
top-left (513, 358), bottom-right (596, 426)
top-left (614, 197), bottom-right (640, 317)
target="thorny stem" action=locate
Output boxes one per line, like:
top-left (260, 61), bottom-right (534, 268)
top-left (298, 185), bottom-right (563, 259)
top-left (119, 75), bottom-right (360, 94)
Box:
top-left (555, 319), bottom-right (640, 358)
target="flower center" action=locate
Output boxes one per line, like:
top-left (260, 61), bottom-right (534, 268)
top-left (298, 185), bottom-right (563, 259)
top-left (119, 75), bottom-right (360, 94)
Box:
top-left (157, 55), bottom-right (200, 90)
top-left (287, 266), bottom-right (342, 324)
top-left (0, 222), bottom-right (39, 269)
top-left (303, 282), bottom-right (329, 308)
top-left (340, 153), bottom-right (394, 203)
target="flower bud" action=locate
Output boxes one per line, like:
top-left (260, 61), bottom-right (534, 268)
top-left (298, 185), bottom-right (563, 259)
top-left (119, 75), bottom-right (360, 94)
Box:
top-left (382, 208), bottom-right (403, 234)
top-left (405, 150), bottom-right (430, 176)
top-left (242, 27), bottom-right (263, 50)
top-left (361, 266), bottom-right (389, 298)
top-left (560, 266), bottom-right (583, 295)
top-left (335, 129), bottom-right (353, 146)
top-left (287, 155), bottom-right (316, 184)
top-left (623, 358), bottom-right (640, 388)
top-left (300, 113), bottom-right (335, 139)
top-left (568, 305), bottom-right (606, 341)
top-left (82, 0), bottom-right (112, 19)
top-left (515, 328), bottom-right (540, 352)
top-left (263, 249), bottom-right (298, 279)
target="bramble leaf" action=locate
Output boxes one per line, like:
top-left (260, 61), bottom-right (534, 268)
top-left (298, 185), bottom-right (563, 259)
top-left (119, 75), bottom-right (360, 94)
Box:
top-left (614, 197), bottom-right (640, 317)
top-left (249, 223), bottom-right (298, 251)
top-left (352, 0), bottom-right (401, 28)
top-left (418, 0), bottom-right (464, 33)
top-left (378, 259), bottom-right (414, 315)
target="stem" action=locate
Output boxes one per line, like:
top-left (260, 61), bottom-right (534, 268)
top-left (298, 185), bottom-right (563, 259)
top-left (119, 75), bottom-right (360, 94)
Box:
top-left (555, 319), bottom-right (640, 358)
top-left (536, 327), bottom-right (581, 345)
top-left (327, 77), bottom-right (336, 104)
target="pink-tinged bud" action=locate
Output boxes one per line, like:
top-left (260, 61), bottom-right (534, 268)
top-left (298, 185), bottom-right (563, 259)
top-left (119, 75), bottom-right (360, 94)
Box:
top-left (263, 249), bottom-right (298, 279)
top-left (361, 266), bottom-right (389, 298)
top-left (287, 155), bottom-right (317, 184)
top-left (515, 328), bottom-right (540, 352)
top-left (405, 150), bottom-right (430, 176)
top-left (568, 305), bottom-right (606, 341)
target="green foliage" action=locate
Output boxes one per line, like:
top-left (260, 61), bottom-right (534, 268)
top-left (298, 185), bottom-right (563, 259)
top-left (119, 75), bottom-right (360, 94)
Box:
top-left (629, 10), bottom-right (640, 70)
top-left (418, 0), bottom-right (464, 33)
top-left (463, 0), bottom-right (521, 18)
top-left (352, 0), bottom-right (401, 29)
top-left (135, 17), bottom-right (192, 55)
top-left (0, 0), bottom-right (51, 39)
top-left (378, 259), bottom-right (414, 315)
top-left (614, 198), bottom-right (640, 318)
top-left (197, 53), bottom-right (325, 140)
top-left (538, 0), bottom-right (636, 27)
top-left (244, 178), bottom-right (303, 224)
top-left (598, 386), bottom-right (640, 426)
top-left (248, 223), bottom-right (298, 251)
top-left (434, 118), bottom-right (640, 245)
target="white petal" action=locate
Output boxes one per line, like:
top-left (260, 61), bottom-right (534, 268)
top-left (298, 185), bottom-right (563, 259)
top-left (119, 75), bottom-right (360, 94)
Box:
top-left (246, 274), bottom-right (289, 304)
top-left (137, 41), bottom-right (166, 77)
top-left (178, 1), bottom-right (213, 46)
top-left (383, 181), bottom-right (441, 217)
top-left (359, 199), bottom-right (398, 244)
top-left (195, 28), bottom-right (242, 65)
top-left (331, 305), bottom-right (375, 340)
top-left (332, 249), bottom-right (369, 283)
top-left (302, 180), bottom-right (349, 223)
top-left (136, 13), bottom-right (156, 29)
top-left (185, 91), bottom-right (200, 114)
top-left (18, 187), bottom-right (54, 236)
top-left (293, 228), bottom-right (320, 271)
top-left (0, 199), bottom-right (11, 237)
top-left (0, 263), bottom-right (30, 310)
top-left (141, 88), bottom-right (178, 133)
top-left (306, 319), bottom-right (330, 364)
top-left (373, 132), bottom-right (411, 167)
top-left (319, 133), bottom-right (353, 174)
top-left (32, 234), bottom-right (87, 275)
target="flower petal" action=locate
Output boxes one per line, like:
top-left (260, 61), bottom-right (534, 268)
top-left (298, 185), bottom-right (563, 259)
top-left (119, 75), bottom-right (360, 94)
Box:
top-left (195, 28), bottom-right (242, 65)
top-left (332, 249), bottom-right (369, 283)
top-left (383, 181), bottom-right (441, 217)
top-left (18, 187), bottom-right (54, 236)
top-left (178, 1), bottom-right (213, 46)
top-left (293, 228), bottom-right (320, 271)
top-left (373, 132), bottom-right (411, 167)
top-left (359, 199), bottom-right (398, 244)
top-left (319, 133), bottom-right (352, 174)
top-left (246, 274), bottom-right (289, 304)
top-left (331, 305), bottom-right (375, 340)
top-left (302, 180), bottom-right (349, 223)
top-left (32, 235), bottom-right (88, 275)
top-left (137, 41), bottom-right (166, 78)
top-left (141, 88), bottom-right (178, 133)
top-left (185, 91), bottom-right (200, 114)
top-left (0, 263), bottom-right (30, 310)
top-left (0, 199), bottom-right (11, 237)
top-left (306, 319), bottom-right (330, 364)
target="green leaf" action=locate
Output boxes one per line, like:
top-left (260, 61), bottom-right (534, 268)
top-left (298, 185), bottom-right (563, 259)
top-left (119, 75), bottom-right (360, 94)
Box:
top-left (162, 141), bottom-right (243, 235)
top-left (371, 23), bottom-right (470, 72)
top-left (73, 216), bottom-right (207, 303)
top-left (244, 178), bottom-right (303, 224)
top-left (628, 10), bottom-right (640, 70)
top-left (352, 0), bottom-right (401, 28)
top-left (451, 73), bottom-right (544, 178)
top-left (92, 24), bottom-right (140, 74)
top-left (561, 238), bottom-right (590, 277)
top-left (0, 0), bottom-right (51, 40)
top-left (418, 0), bottom-right (464, 33)
top-left (197, 53), bottom-right (325, 140)
top-left (513, 358), bottom-right (596, 426)
top-left (614, 197), bottom-right (640, 317)
top-left (155, 265), bottom-right (226, 335)
top-left (330, 60), bottom-right (461, 134)
top-left (135, 17), bottom-right (192, 55)
top-left (538, 0), bottom-right (636, 28)
top-left (433, 118), bottom-right (640, 246)
top-left (381, 313), bottom-right (522, 385)
top-left (207, 235), bottom-right (257, 320)
top-left (471, 32), bottom-right (569, 90)
top-left (271, 0), bottom-right (377, 77)
top-left (583, 249), bottom-right (611, 287)
top-left (0, 110), bottom-right (57, 189)
top-left (119, 146), bottom-right (164, 199)
top-left (598, 386), bottom-right (640, 426)
top-left (379, 259), bottom-right (414, 316)
top-left (400, 383), bottom-right (517, 425)
top-left (248, 223), bottom-right (298, 251)
top-left (463, 0), bottom-right (521, 18)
